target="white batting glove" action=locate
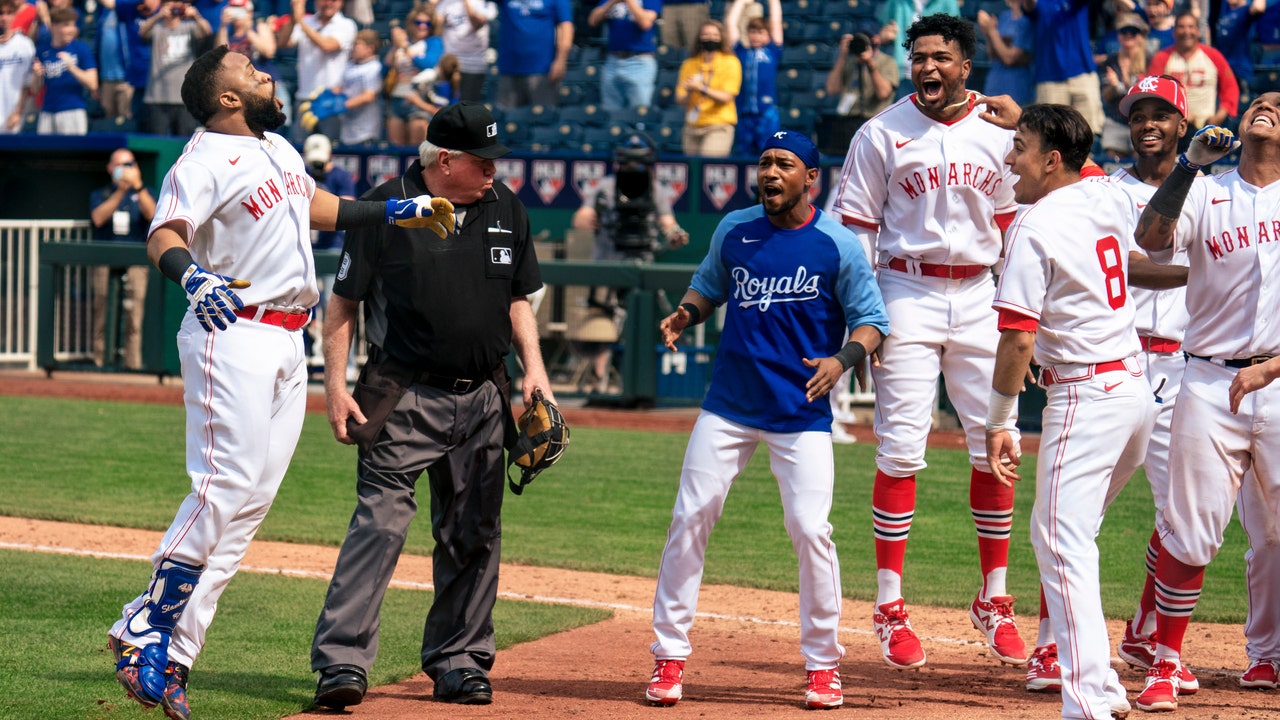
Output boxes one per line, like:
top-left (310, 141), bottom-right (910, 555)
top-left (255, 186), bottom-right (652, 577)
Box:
top-left (385, 195), bottom-right (457, 239)
top-left (1181, 125), bottom-right (1240, 170)
top-left (181, 263), bottom-right (251, 332)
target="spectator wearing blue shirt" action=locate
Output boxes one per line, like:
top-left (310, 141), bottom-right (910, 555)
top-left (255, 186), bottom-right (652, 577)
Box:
top-left (494, 0), bottom-right (574, 109)
top-left (34, 7), bottom-right (95, 134)
top-left (589, 0), bottom-right (661, 112)
top-left (89, 148), bottom-right (154, 370)
top-left (976, 0), bottom-right (1034, 105)
top-left (115, 0), bottom-right (158, 133)
top-left (725, 0), bottom-right (780, 156)
top-left (1026, 0), bottom-right (1103, 133)
top-left (95, 0), bottom-right (133, 121)
top-left (1259, 0), bottom-right (1280, 64)
top-left (1217, 0), bottom-right (1269, 100)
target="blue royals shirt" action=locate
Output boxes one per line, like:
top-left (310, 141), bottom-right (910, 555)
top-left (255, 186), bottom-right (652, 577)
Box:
top-left (735, 42), bottom-right (781, 115)
top-left (690, 205), bottom-right (888, 433)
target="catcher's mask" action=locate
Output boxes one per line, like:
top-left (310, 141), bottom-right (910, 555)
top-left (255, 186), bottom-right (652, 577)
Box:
top-left (506, 388), bottom-right (570, 495)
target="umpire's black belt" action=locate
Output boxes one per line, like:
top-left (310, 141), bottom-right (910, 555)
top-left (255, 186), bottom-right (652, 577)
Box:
top-left (1186, 352), bottom-right (1275, 369)
top-left (418, 372), bottom-right (485, 394)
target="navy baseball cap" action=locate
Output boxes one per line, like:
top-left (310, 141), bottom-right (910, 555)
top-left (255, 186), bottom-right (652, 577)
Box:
top-left (427, 102), bottom-right (511, 159)
top-left (763, 129), bottom-right (820, 169)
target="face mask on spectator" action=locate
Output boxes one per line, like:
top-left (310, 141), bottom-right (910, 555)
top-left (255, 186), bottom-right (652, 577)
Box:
top-left (699, 40), bottom-right (719, 53)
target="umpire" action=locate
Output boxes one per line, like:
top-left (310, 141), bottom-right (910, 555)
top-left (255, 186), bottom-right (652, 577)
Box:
top-left (310, 101), bottom-right (554, 708)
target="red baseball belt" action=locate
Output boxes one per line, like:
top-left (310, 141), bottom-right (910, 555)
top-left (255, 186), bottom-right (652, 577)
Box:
top-left (885, 257), bottom-right (988, 279)
top-left (1139, 335), bottom-right (1181, 353)
top-left (1040, 359), bottom-right (1128, 387)
top-left (234, 305), bottom-right (311, 331)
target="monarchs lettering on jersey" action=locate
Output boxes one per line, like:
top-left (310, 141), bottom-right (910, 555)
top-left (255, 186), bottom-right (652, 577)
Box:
top-left (897, 162), bottom-right (1003, 200)
top-left (732, 265), bottom-right (821, 311)
top-left (1203, 219), bottom-right (1280, 260)
top-left (240, 170), bottom-right (312, 221)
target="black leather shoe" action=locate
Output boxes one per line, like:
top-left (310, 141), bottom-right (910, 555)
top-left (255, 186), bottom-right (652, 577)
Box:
top-left (314, 664), bottom-right (367, 710)
top-left (433, 667), bottom-right (493, 705)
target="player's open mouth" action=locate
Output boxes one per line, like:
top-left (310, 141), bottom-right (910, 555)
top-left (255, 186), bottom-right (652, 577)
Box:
top-left (920, 80), bottom-right (943, 100)
top-left (1251, 114), bottom-right (1275, 128)
top-left (761, 184), bottom-right (783, 199)
top-left (1138, 131), bottom-right (1161, 146)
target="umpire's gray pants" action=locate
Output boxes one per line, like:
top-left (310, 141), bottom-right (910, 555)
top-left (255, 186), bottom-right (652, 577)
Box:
top-left (311, 380), bottom-right (506, 680)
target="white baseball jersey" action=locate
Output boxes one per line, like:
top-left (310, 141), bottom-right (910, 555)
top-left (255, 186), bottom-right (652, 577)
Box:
top-left (995, 179), bottom-right (1142, 367)
top-left (1166, 168), bottom-right (1280, 358)
top-left (1110, 168), bottom-right (1191, 342)
top-left (150, 130), bottom-right (320, 311)
top-left (290, 12), bottom-right (357, 98)
top-left (833, 94), bottom-right (1017, 267)
top-left (0, 32), bottom-right (35, 134)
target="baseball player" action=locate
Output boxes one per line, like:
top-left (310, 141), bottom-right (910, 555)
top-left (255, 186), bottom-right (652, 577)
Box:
top-left (106, 45), bottom-right (452, 720)
top-left (1107, 77), bottom-right (1202, 700)
top-left (832, 13), bottom-right (1026, 669)
top-left (987, 103), bottom-right (1155, 720)
top-left (1133, 108), bottom-right (1280, 711)
top-left (646, 130), bottom-right (888, 710)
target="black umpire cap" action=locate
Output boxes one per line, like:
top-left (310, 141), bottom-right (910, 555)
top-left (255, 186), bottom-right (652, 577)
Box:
top-left (427, 102), bottom-right (512, 159)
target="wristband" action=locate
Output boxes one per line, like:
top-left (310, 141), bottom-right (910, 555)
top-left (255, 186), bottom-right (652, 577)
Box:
top-left (833, 340), bottom-right (867, 372)
top-left (1148, 161), bottom-right (1197, 220)
top-left (986, 388), bottom-right (1018, 431)
top-left (334, 198), bottom-right (387, 229)
top-left (1176, 153), bottom-right (1201, 173)
top-left (157, 246), bottom-right (196, 285)
top-left (679, 302), bottom-right (702, 325)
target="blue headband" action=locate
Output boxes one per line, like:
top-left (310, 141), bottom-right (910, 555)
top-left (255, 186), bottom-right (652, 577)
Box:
top-left (763, 130), bottom-right (819, 169)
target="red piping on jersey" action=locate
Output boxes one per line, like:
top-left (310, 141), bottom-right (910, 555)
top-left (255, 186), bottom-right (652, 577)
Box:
top-left (842, 215), bottom-right (880, 232)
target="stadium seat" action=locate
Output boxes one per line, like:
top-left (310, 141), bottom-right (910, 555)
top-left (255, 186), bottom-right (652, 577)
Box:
top-left (559, 104), bottom-right (605, 128)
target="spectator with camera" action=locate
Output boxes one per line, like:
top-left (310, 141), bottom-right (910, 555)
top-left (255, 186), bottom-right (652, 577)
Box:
top-left (975, 0), bottom-right (1033, 105)
top-left (675, 19), bottom-right (740, 157)
top-left (822, 28), bottom-right (896, 155)
top-left (725, 0), bottom-right (782, 157)
top-left (89, 148), bottom-right (154, 370)
top-left (33, 6), bottom-right (95, 135)
top-left (571, 133), bottom-right (688, 391)
top-left (140, 0), bottom-right (210, 135)
top-left (384, 4), bottom-right (443, 146)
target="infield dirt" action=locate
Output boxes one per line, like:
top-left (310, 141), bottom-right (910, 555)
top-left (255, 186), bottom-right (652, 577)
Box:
top-left (1, 371), bottom-right (1275, 719)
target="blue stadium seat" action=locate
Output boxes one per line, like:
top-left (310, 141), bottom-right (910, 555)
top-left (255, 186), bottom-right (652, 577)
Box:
top-left (559, 104), bottom-right (605, 128)
top-left (581, 125), bottom-right (622, 153)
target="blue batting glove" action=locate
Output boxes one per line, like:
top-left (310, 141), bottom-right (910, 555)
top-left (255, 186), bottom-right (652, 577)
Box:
top-left (297, 88), bottom-right (347, 131)
top-left (385, 195), bottom-right (457, 238)
top-left (1180, 125), bottom-right (1240, 170)
top-left (181, 263), bottom-right (251, 332)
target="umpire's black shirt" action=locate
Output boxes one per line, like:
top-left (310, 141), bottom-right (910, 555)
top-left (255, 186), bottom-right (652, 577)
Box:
top-left (333, 160), bottom-right (542, 378)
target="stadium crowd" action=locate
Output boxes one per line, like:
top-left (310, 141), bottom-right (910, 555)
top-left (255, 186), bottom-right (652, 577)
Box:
top-left (1, 0), bottom-right (1276, 158)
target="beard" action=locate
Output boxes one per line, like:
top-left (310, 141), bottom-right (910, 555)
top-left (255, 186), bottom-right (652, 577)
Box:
top-left (763, 190), bottom-right (802, 217)
top-left (243, 87), bottom-right (286, 134)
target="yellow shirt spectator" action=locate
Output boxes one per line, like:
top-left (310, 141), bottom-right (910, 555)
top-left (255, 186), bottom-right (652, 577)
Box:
top-left (676, 21), bottom-right (741, 157)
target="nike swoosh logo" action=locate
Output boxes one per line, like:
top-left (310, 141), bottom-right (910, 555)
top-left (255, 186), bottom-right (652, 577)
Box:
top-left (1212, 197), bottom-right (1230, 204)
top-left (742, 237), bottom-right (762, 243)
top-left (895, 138), bottom-right (914, 149)
top-left (229, 156), bottom-right (241, 165)
top-left (1136, 203), bottom-right (1147, 209)
top-left (1104, 382), bottom-right (1121, 392)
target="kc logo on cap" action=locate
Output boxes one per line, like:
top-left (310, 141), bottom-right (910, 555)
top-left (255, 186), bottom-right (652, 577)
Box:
top-left (1119, 75), bottom-right (1188, 119)
top-left (427, 102), bottom-right (512, 159)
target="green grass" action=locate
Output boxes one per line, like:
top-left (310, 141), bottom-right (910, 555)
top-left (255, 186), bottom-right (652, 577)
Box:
top-left (0, 549), bottom-right (607, 720)
top-left (0, 394), bottom-right (1250, 622)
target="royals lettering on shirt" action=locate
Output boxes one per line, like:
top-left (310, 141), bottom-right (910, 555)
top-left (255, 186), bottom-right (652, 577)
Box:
top-left (240, 170), bottom-right (313, 220)
top-left (731, 265), bottom-right (822, 310)
top-left (896, 161), bottom-right (1005, 200)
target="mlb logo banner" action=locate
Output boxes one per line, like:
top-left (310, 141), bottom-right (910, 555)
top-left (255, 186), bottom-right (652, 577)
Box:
top-left (367, 154), bottom-right (402, 189)
top-left (532, 159), bottom-right (567, 207)
top-left (332, 154), bottom-right (365, 194)
top-left (702, 163), bottom-right (743, 212)
top-left (495, 158), bottom-right (525, 196)
top-left (656, 162), bottom-right (690, 212)
top-left (572, 160), bottom-right (608, 200)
